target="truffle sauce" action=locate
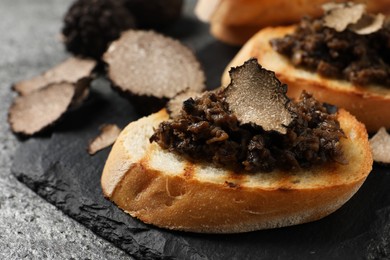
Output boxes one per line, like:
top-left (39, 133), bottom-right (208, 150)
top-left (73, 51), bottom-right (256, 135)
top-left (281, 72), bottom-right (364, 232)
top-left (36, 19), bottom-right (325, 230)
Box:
top-left (150, 90), bottom-right (346, 172)
top-left (271, 17), bottom-right (390, 86)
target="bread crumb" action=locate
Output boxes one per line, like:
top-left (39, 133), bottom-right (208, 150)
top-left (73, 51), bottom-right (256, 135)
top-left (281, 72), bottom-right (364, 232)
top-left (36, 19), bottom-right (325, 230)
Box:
top-left (88, 124), bottom-right (121, 155)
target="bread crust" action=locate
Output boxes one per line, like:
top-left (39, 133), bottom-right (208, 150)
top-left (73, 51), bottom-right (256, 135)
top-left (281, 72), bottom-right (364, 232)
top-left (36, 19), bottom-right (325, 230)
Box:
top-left (101, 109), bottom-right (372, 233)
top-left (222, 26), bottom-right (390, 133)
top-left (197, 0), bottom-right (390, 45)
top-left (211, 23), bottom-right (261, 46)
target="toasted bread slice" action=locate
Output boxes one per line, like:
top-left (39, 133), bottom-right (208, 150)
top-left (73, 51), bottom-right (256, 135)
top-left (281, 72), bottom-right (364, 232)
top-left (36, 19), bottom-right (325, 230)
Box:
top-left (101, 109), bottom-right (372, 233)
top-left (222, 26), bottom-right (390, 133)
top-left (196, 0), bottom-right (390, 45)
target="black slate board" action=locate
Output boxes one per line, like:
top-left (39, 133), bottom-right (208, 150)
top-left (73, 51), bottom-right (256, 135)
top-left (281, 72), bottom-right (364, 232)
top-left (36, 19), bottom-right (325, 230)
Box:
top-left (11, 2), bottom-right (390, 260)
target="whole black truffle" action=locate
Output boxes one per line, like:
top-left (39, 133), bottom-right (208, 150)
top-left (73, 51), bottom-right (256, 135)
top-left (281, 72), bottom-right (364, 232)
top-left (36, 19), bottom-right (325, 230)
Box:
top-left (62, 0), bottom-right (136, 59)
top-left (124, 0), bottom-right (183, 29)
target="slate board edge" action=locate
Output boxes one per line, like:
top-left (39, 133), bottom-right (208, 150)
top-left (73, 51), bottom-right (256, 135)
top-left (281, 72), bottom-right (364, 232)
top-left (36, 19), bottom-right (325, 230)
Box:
top-left (11, 159), bottom-right (171, 260)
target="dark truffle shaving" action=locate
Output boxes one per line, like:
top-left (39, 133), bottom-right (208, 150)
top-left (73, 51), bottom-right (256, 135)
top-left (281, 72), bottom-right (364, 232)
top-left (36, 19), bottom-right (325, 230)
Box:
top-left (270, 16), bottom-right (390, 86)
top-left (150, 90), bottom-right (346, 172)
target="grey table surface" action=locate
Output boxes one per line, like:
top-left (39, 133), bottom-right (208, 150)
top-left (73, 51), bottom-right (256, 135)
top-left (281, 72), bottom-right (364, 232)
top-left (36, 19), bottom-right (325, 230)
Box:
top-left (0, 0), bottom-right (136, 259)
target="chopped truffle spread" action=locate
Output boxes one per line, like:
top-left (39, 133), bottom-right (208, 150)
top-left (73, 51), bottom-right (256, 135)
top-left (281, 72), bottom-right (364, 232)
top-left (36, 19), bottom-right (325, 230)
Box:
top-left (150, 90), bottom-right (346, 172)
top-left (270, 14), bottom-right (390, 86)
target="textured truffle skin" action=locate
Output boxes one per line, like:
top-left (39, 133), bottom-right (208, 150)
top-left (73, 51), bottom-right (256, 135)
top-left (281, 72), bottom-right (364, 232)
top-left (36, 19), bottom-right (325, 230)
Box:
top-left (62, 0), bottom-right (136, 59)
top-left (124, 0), bottom-right (183, 29)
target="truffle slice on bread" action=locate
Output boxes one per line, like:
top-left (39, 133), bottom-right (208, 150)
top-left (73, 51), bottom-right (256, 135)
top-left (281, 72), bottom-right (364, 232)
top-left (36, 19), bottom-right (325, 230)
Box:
top-left (101, 107), bottom-right (372, 233)
top-left (222, 26), bottom-right (390, 133)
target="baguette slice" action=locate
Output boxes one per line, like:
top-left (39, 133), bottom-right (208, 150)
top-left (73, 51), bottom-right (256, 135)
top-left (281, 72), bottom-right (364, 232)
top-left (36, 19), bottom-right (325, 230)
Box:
top-left (101, 108), bottom-right (372, 233)
top-left (222, 26), bottom-right (390, 133)
top-left (196, 0), bottom-right (390, 45)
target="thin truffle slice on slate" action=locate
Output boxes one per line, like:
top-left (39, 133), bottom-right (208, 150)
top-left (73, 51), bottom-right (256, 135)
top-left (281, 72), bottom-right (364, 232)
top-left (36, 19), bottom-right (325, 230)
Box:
top-left (88, 124), bottom-right (122, 155)
top-left (8, 82), bottom-right (76, 136)
top-left (369, 127), bottom-right (390, 164)
top-left (13, 57), bottom-right (96, 96)
top-left (224, 59), bottom-right (292, 134)
top-left (103, 30), bottom-right (205, 108)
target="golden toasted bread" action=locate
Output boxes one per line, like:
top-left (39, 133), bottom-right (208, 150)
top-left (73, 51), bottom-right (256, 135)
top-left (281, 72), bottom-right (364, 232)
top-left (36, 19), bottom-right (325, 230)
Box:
top-left (195, 0), bottom-right (390, 45)
top-left (101, 108), bottom-right (372, 233)
top-left (222, 26), bottom-right (390, 133)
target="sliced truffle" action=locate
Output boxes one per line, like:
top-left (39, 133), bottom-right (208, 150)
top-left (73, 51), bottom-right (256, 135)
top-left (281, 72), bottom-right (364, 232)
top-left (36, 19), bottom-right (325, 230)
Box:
top-left (103, 30), bottom-right (205, 112)
top-left (8, 82), bottom-right (76, 136)
top-left (62, 0), bottom-right (136, 59)
top-left (88, 124), bottom-right (121, 155)
top-left (323, 2), bottom-right (365, 32)
top-left (224, 59), bottom-right (292, 134)
top-left (13, 57), bottom-right (96, 96)
top-left (323, 2), bottom-right (386, 35)
top-left (124, 0), bottom-right (183, 29)
top-left (71, 81), bottom-right (90, 108)
top-left (369, 127), bottom-right (390, 164)
top-left (167, 90), bottom-right (203, 118)
top-left (349, 13), bottom-right (385, 35)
